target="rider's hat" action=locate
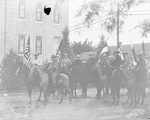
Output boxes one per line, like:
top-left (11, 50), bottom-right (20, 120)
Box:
top-left (34, 53), bottom-right (40, 57)
top-left (102, 53), bottom-right (107, 57)
top-left (113, 50), bottom-right (120, 55)
top-left (77, 55), bottom-right (80, 58)
top-left (122, 51), bottom-right (128, 55)
top-left (51, 54), bottom-right (56, 58)
top-left (138, 52), bottom-right (144, 56)
top-left (89, 52), bottom-right (94, 56)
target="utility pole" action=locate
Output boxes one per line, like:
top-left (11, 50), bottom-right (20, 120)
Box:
top-left (117, 4), bottom-right (120, 49)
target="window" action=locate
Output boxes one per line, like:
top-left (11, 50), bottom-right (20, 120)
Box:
top-left (35, 36), bottom-right (42, 55)
top-left (36, 3), bottom-right (42, 21)
top-left (18, 34), bottom-right (25, 54)
top-left (19, 0), bottom-right (25, 19)
top-left (54, 36), bottom-right (60, 45)
top-left (54, 4), bottom-right (60, 24)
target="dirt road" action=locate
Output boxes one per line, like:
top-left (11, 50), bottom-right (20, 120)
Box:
top-left (0, 89), bottom-right (150, 120)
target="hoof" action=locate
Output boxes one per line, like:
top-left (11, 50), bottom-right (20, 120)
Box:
top-left (59, 101), bottom-right (62, 104)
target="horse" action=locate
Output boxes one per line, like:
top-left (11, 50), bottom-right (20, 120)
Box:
top-left (98, 57), bottom-right (114, 101)
top-left (56, 73), bottom-right (72, 103)
top-left (69, 61), bottom-right (87, 98)
top-left (84, 58), bottom-right (102, 98)
top-left (50, 67), bottom-right (72, 103)
top-left (110, 67), bottom-right (126, 105)
top-left (16, 62), bottom-right (49, 104)
top-left (123, 67), bottom-right (139, 107)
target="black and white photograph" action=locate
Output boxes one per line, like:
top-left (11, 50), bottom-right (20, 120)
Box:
top-left (0, 0), bottom-right (150, 119)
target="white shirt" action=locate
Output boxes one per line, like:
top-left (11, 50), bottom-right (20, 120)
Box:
top-left (33, 57), bottom-right (42, 66)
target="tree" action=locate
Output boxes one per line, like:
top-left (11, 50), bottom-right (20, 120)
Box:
top-left (139, 18), bottom-right (150, 37)
top-left (0, 49), bottom-right (23, 90)
top-left (94, 34), bottom-right (107, 57)
top-left (77, 0), bottom-right (147, 34)
top-left (59, 26), bottom-right (70, 57)
top-left (72, 39), bottom-right (94, 55)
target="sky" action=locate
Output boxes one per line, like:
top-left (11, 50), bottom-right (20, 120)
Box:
top-left (69, 0), bottom-right (150, 46)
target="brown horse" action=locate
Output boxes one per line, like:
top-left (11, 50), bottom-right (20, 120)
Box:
top-left (85, 59), bottom-right (102, 98)
top-left (69, 62), bottom-right (87, 98)
top-left (123, 68), bottom-right (138, 107)
top-left (50, 68), bottom-right (72, 103)
top-left (110, 68), bottom-right (126, 105)
top-left (17, 62), bottom-right (49, 104)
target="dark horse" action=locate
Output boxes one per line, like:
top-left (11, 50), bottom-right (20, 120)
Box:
top-left (17, 62), bottom-right (49, 104)
top-left (69, 62), bottom-right (87, 98)
top-left (84, 59), bottom-right (102, 98)
top-left (110, 68), bottom-right (126, 105)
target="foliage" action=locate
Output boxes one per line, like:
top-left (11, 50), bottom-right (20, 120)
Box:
top-left (0, 49), bottom-right (23, 90)
top-left (59, 26), bottom-right (70, 58)
top-left (139, 18), bottom-right (150, 37)
top-left (95, 34), bottom-right (108, 57)
top-left (72, 39), bottom-right (94, 55)
top-left (77, 0), bottom-right (146, 33)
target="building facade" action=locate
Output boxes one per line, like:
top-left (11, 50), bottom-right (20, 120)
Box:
top-left (0, 0), bottom-right (69, 62)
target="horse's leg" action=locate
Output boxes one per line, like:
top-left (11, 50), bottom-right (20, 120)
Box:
top-left (115, 87), bottom-right (120, 105)
top-left (27, 87), bottom-right (32, 103)
top-left (141, 86), bottom-right (145, 105)
top-left (112, 89), bottom-right (115, 104)
top-left (59, 86), bottom-right (64, 104)
top-left (95, 81), bottom-right (101, 99)
top-left (125, 89), bottom-right (130, 103)
top-left (130, 90), bottom-right (133, 107)
top-left (43, 87), bottom-right (48, 104)
top-left (37, 87), bottom-right (42, 101)
top-left (74, 83), bottom-right (77, 98)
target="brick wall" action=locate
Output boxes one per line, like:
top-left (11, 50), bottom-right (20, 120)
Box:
top-left (0, 0), bottom-right (69, 63)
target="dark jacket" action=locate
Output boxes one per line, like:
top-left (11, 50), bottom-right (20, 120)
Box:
top-left (111, 55), bottom-right (123, 68)
top-left (135, 58), bottom-right (146, 82)
top-left (135, 58), bottom-right (146, 71)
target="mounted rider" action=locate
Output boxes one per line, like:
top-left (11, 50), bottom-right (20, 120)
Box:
top-left (100, 53), bottom-right (109, 75)
top-left (33, 53), bottom-right (42, 68)
top-left (85, 52), bottom-right (96, 71)
top-left (111, 50), bottom-right (123, 69)
top-left (134, 52), bottom-right (147, 82)
top-left (61, 53), bottom-right (72, 75)
top-left (121, 52), bottom-right (130, 70)
top-left (73, 55), bottom-right (82, 67)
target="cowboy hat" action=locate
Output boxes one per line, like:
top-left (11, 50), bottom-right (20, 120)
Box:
top-left (51, 54), bottom-right (56, 58)
top-left (89, 52), bottom-right (94, 56)
top-left (122, 51), bottom-right (128, 55)
top-left (34, 53), bottom-right (40, 57)
top-left (77, 55), bottom-right (80, 58)
top-left (113, 50), bottom-right (120, 55)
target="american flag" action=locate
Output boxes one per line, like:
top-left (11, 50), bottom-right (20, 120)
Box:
top-left (55, 39), bottom-right (63, 63)
top-left (24, 36), bottom-right (32, 69)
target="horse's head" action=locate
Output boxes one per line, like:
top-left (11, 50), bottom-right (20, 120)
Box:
top-left (16, 61), bottom-right (27, 75)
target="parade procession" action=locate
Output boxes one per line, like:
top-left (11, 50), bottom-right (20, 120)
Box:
top-left (1, 0), bottom-right (150, 120)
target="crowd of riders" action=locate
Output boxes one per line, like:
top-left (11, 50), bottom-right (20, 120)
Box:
top-left (33, 48), bottom-right (148, 96)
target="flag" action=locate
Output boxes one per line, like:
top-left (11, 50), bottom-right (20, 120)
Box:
top-left (142, 40), bottom-right (146, 56)
top-left (118, 47), bottom-right (124, 60)
top-left (24, 36), bottom-right (32, 69)
top-left (56, 39), bottom-right (63, 62)
top-left (99, 42), bottom-right (109, 56)
top-left (130, 40), bottom-right (138, 65)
